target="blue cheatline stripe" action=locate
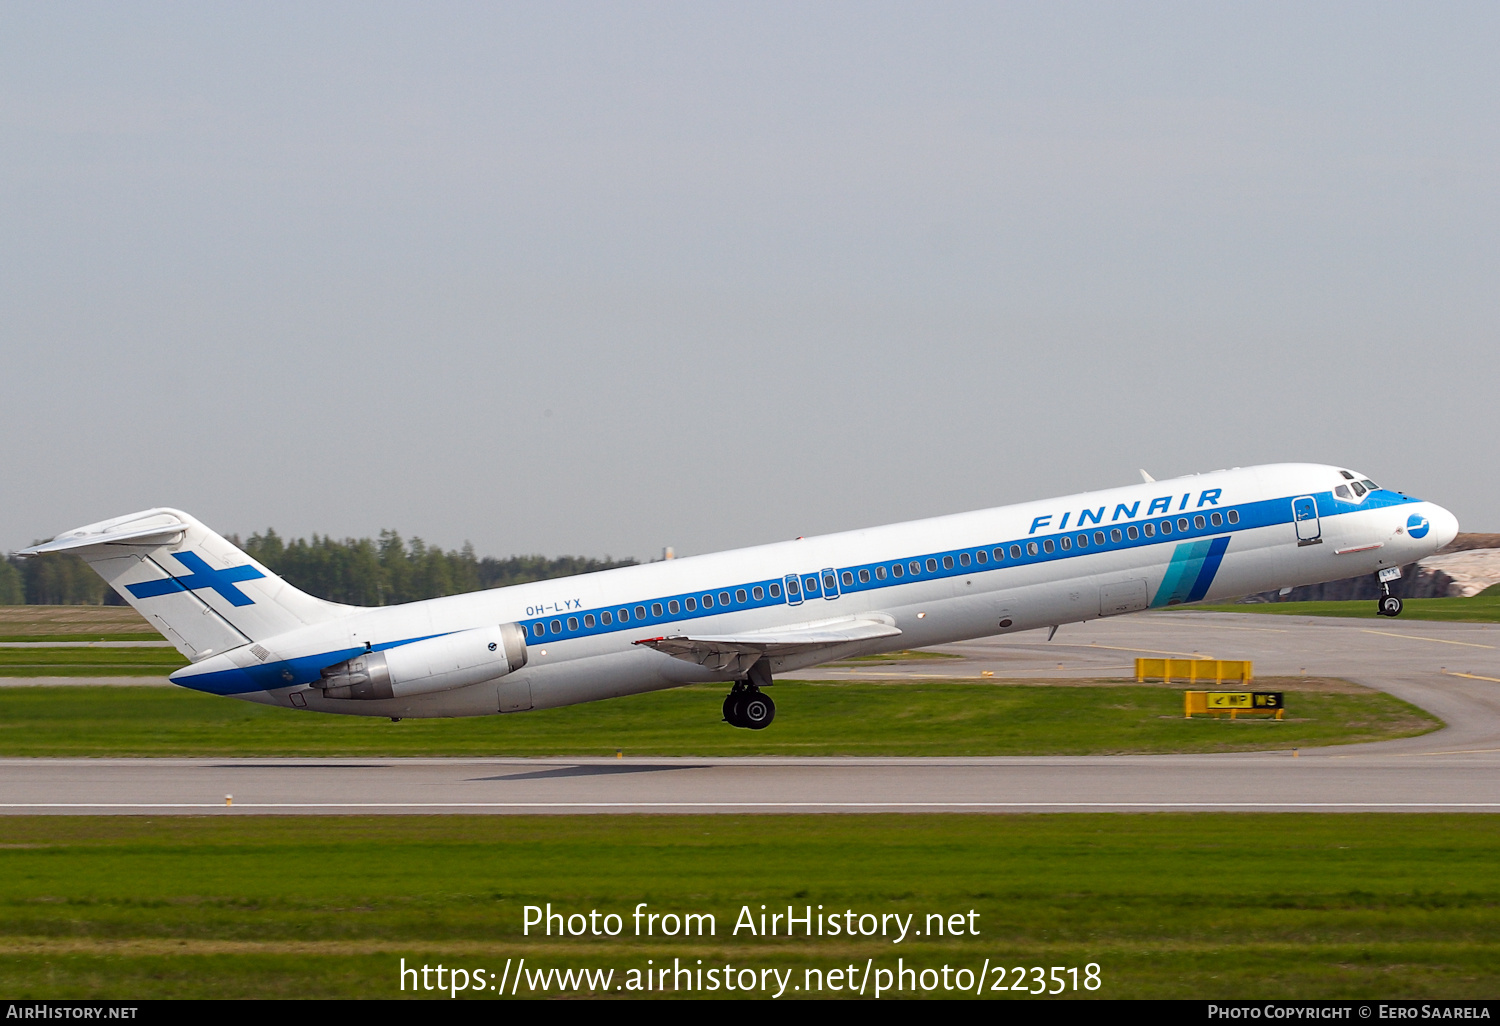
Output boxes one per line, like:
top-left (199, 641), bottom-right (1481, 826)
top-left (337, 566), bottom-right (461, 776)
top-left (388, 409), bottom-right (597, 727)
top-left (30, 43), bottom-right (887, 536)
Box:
top-left (1186, 536), bottom-right (1232, 603)
top-left (180, 488), bottom-right (1414, 694)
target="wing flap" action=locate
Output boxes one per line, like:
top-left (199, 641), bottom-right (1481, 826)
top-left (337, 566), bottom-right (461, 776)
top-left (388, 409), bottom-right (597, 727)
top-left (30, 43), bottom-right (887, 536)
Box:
top-left (633, 614), bottom-right (901, 673)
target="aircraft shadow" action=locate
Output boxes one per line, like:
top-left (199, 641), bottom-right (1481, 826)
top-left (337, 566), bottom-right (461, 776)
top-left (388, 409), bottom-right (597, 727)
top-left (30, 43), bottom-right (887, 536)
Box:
top-left (473, 763), bottom-right (712, 781)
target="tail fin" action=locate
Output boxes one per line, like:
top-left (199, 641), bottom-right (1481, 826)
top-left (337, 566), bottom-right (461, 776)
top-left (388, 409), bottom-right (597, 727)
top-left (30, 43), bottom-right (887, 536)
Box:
top-left (19, 508), bottom-right (345, 660)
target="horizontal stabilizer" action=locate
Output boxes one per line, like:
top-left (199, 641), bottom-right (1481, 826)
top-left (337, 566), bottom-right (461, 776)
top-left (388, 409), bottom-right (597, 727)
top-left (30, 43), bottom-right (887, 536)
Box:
top-left (17, 508), bottom-right (344, 660)
top-left (19, 512), bottom-right (190, 555)
top-left (634, 614), bottom-right (900, 673)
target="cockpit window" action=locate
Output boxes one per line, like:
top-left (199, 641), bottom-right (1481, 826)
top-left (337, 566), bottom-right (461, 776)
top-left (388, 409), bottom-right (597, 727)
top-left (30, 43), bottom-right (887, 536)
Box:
top-left (1340, 470), bottom-right (1355, 480)
top-left (1335, 485), bottom-right (1351, 499)
top-left (1361, 479), bottom-right (1378, 491)
top-left (1350, 481), bottom-right (1366, 497)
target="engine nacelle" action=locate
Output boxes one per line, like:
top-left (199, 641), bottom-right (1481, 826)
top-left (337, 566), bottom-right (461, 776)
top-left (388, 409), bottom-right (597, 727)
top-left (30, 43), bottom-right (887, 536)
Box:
top-left (316, 623), bottom-right (528, 700)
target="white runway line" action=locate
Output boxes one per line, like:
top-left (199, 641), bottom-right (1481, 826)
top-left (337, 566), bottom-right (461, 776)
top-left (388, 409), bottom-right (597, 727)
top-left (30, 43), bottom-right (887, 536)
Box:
top-left (4, 801), bottom-right (1500, 810)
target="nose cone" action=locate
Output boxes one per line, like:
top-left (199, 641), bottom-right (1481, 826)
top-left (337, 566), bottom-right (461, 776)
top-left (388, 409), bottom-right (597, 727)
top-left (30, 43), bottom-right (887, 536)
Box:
top-left (1422, 504), bottom-right (1458, 552)
top-left (1410, 504), bottom-right (1458, 552)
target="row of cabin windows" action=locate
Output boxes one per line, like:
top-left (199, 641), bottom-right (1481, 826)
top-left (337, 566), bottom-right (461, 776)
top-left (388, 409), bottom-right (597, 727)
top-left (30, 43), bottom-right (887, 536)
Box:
top-left (856, 510), bottom-right (1241, 574)
top-left (532, 584), bottom-right (784, 636)
top-left (528, 509), bottom-right (1244, 636)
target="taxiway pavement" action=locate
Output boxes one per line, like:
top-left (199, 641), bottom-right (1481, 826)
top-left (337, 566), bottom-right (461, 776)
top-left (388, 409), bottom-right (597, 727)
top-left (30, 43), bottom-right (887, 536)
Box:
top-left (3, 611), bottom-right (1498, 814)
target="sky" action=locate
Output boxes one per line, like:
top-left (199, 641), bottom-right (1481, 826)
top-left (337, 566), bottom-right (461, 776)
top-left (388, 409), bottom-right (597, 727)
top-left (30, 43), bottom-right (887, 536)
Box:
top-left (2, 2), bottom-right (1497, 560)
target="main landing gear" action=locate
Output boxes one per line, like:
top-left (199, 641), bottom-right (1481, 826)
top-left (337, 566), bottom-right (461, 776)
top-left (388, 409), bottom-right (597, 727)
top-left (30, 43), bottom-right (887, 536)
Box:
top-left (723, 660), bottom-right (776, 730)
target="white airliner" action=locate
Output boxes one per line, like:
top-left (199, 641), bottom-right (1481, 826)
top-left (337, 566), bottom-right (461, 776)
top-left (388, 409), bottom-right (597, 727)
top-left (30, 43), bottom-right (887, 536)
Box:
top-left (21, 464), bottom-right (1456, 728)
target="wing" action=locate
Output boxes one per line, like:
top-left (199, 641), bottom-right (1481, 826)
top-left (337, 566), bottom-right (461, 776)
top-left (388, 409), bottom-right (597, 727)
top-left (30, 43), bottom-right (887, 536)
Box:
top-left (633, 613), bottom-right (901, 673)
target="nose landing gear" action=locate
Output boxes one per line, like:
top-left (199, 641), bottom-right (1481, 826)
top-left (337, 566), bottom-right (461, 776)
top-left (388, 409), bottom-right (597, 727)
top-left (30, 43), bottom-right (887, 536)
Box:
top-left (723, 659), bottom-right (776, 729)
top-left (1375, 567), bottom-right (1404, 617)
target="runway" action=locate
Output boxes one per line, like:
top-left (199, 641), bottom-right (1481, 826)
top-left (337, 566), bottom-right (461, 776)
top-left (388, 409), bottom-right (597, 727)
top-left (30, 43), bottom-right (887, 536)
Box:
top-left (4, 610), bottom-right (1500, 814)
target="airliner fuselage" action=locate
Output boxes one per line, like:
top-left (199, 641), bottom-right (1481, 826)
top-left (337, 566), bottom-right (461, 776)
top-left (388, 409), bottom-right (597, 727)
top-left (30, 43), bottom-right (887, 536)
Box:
top-left (22, 463), bottom-right (1457, 726)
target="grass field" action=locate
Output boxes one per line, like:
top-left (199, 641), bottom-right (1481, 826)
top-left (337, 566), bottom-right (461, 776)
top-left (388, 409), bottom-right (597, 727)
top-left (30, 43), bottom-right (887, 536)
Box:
top-left (0, 814), bottom-right (1495, 999)
top-left (0, 679), bottom-right (1437, 757)
top-left (0, 647), bottom-right (187, 676)
top-left (0, 605), bottom-right (153, 642)
top-left (1186, 594), bottom-right (1500, 623)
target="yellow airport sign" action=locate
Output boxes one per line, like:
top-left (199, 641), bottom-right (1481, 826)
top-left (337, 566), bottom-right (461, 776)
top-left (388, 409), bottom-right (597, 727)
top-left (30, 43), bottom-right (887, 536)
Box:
top-left (1184, 690), bottom-right (1284, 719)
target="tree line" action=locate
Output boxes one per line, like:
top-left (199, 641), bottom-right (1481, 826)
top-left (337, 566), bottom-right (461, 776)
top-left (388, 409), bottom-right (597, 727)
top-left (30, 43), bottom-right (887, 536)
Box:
top-left (0, 530), bottom-right (636, 606)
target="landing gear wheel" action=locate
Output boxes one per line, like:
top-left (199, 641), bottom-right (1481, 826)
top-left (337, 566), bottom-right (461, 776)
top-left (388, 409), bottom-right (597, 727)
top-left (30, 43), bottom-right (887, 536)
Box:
top-left (723, 691), bottom-right (747, 728)
top-left (739, 690), bottom-right (776, 730)
top-left (1379, 595), bottom-right (1403, 617)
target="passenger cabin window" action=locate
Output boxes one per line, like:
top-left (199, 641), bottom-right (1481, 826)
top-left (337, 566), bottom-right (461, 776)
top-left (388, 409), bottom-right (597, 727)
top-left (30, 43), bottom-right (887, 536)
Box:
top-left (619, 608), bottom-right (630, 622)
top-left (805, 576), bottom-right (820, 595)
top-left (1010, 545), bottom-right (1022, 559)
top-left (1194, 516), bottom-right (1205, 530)
top-left (720, 592), bottom-right (731, 605)
top-left (636, 605), bottom-right (647, 619)
top-left (1093, 532), bottom-right (1105, 546)
top-left (874, 567), bottom-right (886, 580)
top-left (567, 617), bottom-right (578, 631)
top-left (976, 550), bottom-right (987, 564)
top-left (668, 600), bottom-right (680, 614)
top-left (824, 573), bottom-right (838, 590)
top-left (601, 611), bottom-right (613, 625)
top-left (926, 559), bottom-right (938, 572)
top-left (941, 556), bottom-right (953, 570)
top-left (701, 595), bottom-right (712, 609)
top-left (993, 548), bottom-right (1005, 561)
top-left (584, 614), bottom-right (595, 628)
top-left (534, 622), bottom-right (545, 636)
top-left (1177, 518), bottom-right (1189, 531)
top-left (842, 571), bottom-right (854, 587)
top-left (1126, 526), bottom-right (1139, 540)
top-left (684, 598), bottom-right (696, 612)
top-left (1042, 539), bottom-right (1055, 553)
top-left (911, 561), bottom-right (922, 574)
top-left (736, 589), bottom-right (747, 602)
top-left (763, 585), bottom-right (775, 599)
top-left (1110, 529), bottom-right (1122, 543)
top-left (857, 569), bottom-right (869, 584)
top-left (787, 579), bottom-right (800, 596)
top-left (1160, 520), bottom-right (1172, 534)
top-left (892, 563), bottom-right (904, 578)
top-left (1077, 534), bottom-right (1088, 547)
top-left (551, 619), bottom-right (562, 633)
top-left (651, 603), bottom-right (663, 617)
top-left (1210, 512), bottom-right (1223, 527)
top-left (1143, 523), bottom-right (1155, 538)
top-left (959, 553), bottom-right (971, 567)
top-left (1026, 542), bottom-right (1039, 556)
top-left (1060, 536), bottom-right (1071, 550)
top-left (1227, 511), bottom-right (1240, 524)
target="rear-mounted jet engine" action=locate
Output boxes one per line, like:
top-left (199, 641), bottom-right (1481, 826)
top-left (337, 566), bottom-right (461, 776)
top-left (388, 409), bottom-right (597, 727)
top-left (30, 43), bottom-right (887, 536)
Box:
top-left (315, 623), bottom-right (528, 700)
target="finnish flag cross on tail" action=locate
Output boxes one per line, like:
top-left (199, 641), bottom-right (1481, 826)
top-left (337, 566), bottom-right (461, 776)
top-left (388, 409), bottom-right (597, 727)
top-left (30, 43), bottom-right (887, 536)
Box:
top-left (19, 509), bottom-right (343, 660)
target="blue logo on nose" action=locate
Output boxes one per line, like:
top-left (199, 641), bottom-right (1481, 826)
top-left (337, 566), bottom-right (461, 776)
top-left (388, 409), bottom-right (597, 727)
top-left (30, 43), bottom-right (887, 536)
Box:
top-left (1407, 514), bottom-right (1430, 540)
